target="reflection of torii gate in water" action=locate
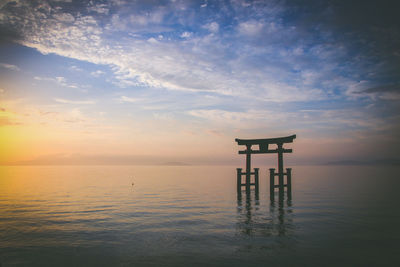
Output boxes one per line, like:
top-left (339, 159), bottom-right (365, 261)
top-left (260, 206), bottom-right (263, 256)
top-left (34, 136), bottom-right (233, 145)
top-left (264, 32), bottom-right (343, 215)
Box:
top-left (235, 134), bottom-right (296, 200)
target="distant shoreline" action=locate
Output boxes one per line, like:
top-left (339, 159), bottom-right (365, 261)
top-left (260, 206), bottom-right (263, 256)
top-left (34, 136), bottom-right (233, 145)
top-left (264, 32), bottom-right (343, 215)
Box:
top-left (1, 160), bottom-right (399, 167)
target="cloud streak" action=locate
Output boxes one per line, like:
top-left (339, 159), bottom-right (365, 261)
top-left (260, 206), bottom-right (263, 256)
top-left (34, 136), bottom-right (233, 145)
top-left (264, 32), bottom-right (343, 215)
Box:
top-left (54, 98), bottom-right (95, 105)
top-left (0, 63), bottom-right (20, 71)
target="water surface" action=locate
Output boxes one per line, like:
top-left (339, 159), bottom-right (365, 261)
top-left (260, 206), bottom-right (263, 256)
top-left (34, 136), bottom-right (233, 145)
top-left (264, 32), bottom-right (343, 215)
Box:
top-left (0, 165), bottom-right (399, 266)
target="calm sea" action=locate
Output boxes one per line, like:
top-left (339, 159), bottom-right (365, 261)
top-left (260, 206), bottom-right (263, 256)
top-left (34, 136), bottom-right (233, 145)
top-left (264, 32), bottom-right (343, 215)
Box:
top-left (0, 165), bottom-right (399, 266)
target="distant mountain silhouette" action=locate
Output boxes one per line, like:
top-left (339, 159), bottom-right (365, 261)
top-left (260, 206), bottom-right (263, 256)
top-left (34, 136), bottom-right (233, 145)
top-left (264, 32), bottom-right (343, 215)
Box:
top-left (324, 158), bottom-right (400, 166)
top-left (1, 154), bottom-right (191, 166)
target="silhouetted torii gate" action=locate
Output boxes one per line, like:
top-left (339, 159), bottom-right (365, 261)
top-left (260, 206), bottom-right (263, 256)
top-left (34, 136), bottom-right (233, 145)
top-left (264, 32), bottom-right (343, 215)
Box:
top-left (235, 134), bottom-right (296, 200)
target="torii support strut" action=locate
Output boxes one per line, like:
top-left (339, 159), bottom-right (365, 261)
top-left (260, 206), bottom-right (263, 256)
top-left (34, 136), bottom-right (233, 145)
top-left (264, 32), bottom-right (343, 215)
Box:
top-left (235, 134), bottom-right (296, 199)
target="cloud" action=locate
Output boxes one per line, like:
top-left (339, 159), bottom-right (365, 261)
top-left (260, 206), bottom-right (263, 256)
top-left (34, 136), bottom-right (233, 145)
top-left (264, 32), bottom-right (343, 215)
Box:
top-left (90, 70), bottom-right (105, 77)
top-left (34, 76), bottom-right (78, 88)
top-left (119, 96), bottom-right (139, 103)
top-left (0, 63), bottom-right (20, 71)
top-left (53, 13), bottom-right (75, 23)
top-left (54, 98), bottom-right (95, 104)
top-left (87, 3), bottom-right (109, 14)
top-left (186, 105), bottom-right (396, 140)
top-left (56, 77), bottom-right (66, 83)
top-left (0, 0), bottom-right (331, 102)
top-left (203, 22), bottom-right (219, 33)
top-left (69, 65), bottom-right (83, 72)
top-left (378, 93), bottom-right (400, 101)
top-left (346, 82), bottom-right (400, 101)
top-left (206, 129), bottom-right (223, 136)
top-left (180, 31), bottom-right (192, 38)
top-left (23, 107), bottom-right (89, 124)
top-left (0, 116), bottom-right (20, 126)
top-left (187, 109), bottom-right (293, 128)
top-left (237, 20), bottom-right (264, 36)
top-left (153, 112), bottom-right (174, 121)
top-left (363, 84), bottom-right (400, 94)
top-left (0, 0), bottom-right (399, 107)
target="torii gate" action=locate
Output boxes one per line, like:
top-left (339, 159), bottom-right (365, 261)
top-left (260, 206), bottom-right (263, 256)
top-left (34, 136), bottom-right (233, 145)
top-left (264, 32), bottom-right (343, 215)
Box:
top-left (235, 134), bottom-right (296, 200)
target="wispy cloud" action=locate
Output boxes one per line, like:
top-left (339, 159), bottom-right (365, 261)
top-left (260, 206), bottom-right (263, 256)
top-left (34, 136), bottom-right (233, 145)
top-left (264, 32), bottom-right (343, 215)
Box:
top-left (87, 3), bottom-right (109, 15)
top-left (119, 96), bottom-right (140, 103)
top-left (69, 65), bottom-right (83, 72)
top-left (35, 76), bottom-right (78, 88)
top-left (90, 70), bottom-right (105, 77)
top-left (0, 63), bottom-right (20, 71)
top-left (203, 22), bottom-right (219, 33)
top-left (0, 116), bottom-right (20, 126)
top-left (206, 129), bottom-right (224, 136)
top-left (237, 20), bottom-right (265, 36)
top-left (353, 83), bottom-right (400, 101)
top-left (55, 98), bottom-right (95, 105)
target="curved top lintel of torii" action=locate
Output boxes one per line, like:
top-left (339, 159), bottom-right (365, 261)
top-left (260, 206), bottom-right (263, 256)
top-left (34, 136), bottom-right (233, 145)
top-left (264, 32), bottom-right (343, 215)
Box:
top-left (235, 134), bottom-right (296, 146)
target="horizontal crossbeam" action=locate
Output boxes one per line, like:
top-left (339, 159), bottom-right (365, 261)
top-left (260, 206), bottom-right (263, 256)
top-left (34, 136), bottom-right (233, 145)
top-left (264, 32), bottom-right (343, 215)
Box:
top-left (237, 171), bottom-right (258, 175)
top-left (238, 149), bottom-right (292, 154)
top-left (239, 183), bottom-right (257, 186)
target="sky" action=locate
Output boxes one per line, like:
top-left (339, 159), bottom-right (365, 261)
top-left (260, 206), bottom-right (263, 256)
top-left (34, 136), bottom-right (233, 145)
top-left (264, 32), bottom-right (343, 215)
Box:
top-left (0, 0), bottom-right (399, 165)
